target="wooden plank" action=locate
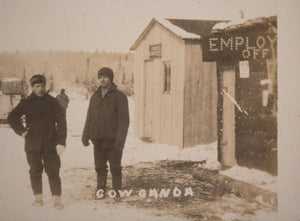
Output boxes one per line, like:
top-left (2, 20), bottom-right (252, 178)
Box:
top-left (133, 47), bottom-right (142, 137)
top-left (183, 44), bottom-right (192, 147)
top-left (152, 57), bottom-right (161, 142)
top-left (221, 69), bottom-right (237, 166)
top-left (194, 45), bottom-right (202, 145)
top-left (144, 60), bottom-right (153, 137)
top-left (184, 43), bottom-right (199, 147)
top-left (183, 43), bottom-right (218, 147)
top-left (177, 42), bottom-right (185, 148)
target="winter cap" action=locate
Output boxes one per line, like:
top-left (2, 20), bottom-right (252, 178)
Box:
top-left (97, 67), bottom-right (114, 82)
top-left (30, 74), bottom-right (46, 86)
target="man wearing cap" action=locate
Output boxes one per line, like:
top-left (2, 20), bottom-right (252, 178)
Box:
top-left (56, 88), bottom-right (70, 114)
top-left (8, 74), bottom-right (67, 209)
top-left (82, 67), bottom-right (129, 200)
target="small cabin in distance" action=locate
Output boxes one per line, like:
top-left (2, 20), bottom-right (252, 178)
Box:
top-left (130, 18), bottom-right (225, 148)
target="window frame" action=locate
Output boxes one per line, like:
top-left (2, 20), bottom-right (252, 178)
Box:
top-left (163, 61), bottom-right (171, 94)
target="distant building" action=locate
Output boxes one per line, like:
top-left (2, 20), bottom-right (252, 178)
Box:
top-left (130, 18), bottom-right (225, 148)
top-left (0, 77), bottom-right (27, 122)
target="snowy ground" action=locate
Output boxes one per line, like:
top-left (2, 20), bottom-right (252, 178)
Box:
top-left (0, 95), bottom-right (278, 221)
top-left (66, 95), bottom-right (277, 193)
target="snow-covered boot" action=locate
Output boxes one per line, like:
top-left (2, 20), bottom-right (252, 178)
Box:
top-left (32, 193), bottom-right (44, 207)
top-left (53, 196), bottom-right (64, 210)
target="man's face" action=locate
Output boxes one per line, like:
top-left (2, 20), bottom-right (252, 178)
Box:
top-left (98, 75), bottom-right (111, 88)
top-left (32, 83), bottom-right (46, 97)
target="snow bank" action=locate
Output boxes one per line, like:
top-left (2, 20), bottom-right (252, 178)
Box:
top-left (220, 165), bottom-right (277, 193)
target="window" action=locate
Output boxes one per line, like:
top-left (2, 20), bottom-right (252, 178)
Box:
top-left (163, 62), bottom-right (171, 93)
top-left (149, 44), bottom-right (161, 58)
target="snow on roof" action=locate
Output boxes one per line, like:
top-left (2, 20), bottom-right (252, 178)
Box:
top-left (213, 21), bottom-right (231, 31)
top-left (130, 17), bottom-right (200, 50)
top-left (212, 18), bottom-right (245, 31)
top-left (155, 17), bottom-right (200, 39)
top-left (166, 18), bottom-right (226, 37)
top-left (0, 77), bottom-right (21, 82)
top-left (212, 15), bottom-right (277, 32)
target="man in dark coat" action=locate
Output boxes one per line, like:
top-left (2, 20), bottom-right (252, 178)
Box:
top-left (82, 67), bottom-right (129, 200)
top-left (56, 88), bottom-right (69, 114)
top-left (8, 74), bottom-right (67, 209)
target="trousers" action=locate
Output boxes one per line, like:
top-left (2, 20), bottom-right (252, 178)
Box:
top-left (25, 149), bottom-right (61, 196)
top-left (92, 140), bottom-right (123, 193)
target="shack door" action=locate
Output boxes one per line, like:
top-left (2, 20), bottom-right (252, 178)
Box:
top-left (143, 59), bottom-right (154, 138)
top-left (235, 60), bottom-right (277, 174)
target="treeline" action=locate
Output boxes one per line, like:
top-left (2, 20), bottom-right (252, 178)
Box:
top-left (0, 50), bottom-right (134, 96)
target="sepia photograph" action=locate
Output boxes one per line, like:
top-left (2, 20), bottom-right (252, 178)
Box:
top-left (0, 0), bottom-right (299, 220)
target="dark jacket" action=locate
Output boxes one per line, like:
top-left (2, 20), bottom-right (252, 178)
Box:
top-left (82, 83), bottom-right (129, 148)
top-left (8, 92), bottom-right (67, 152)
top-left (56, 93), bottom-right (69, 110)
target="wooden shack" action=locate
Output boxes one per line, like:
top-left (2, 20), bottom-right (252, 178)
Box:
top-left (0, 77), bottom-right (27, 122)
top-left (130, 18), bottom-right (224, 148)
top-left (202, 16), bottom-right (277, 174)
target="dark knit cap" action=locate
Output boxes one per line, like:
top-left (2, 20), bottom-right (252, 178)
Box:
top-left (30, 74), bottom-right (46, 86)
top-left (97, 67), bottom-right (114, 82)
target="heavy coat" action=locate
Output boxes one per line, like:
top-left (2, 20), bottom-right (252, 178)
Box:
top-left (82, 83), bottom-right (129, 148)
top-left (56, 93), bottom-right (69, 110)
top-left (8, 92), bottom-right (67, 152)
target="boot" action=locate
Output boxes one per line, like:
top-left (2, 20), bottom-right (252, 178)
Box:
top-left (95, 188), bottom-right (106, 200)
top-left (53, 196), bottom-right (64, 210)
top-left (112, 173), bottom-right (122, 202)
top-left (32, 193), bottom-right (44, 207)
top-left (95, 174), bottom-right (107, 199)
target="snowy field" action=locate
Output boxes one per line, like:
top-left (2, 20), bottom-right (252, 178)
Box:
top-left (0, 95), bottom-right (277, 221)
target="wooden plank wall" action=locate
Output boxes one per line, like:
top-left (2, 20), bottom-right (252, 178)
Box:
top-left (133, 22), bottom-right (185, 147)
top-left (133, 44), bottom-right (145, 139)
top-left (183, 43), bottom-right (218, 147)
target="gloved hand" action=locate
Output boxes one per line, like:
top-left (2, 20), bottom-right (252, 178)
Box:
top-left (56, 145), bottom-right (66, 156)
top-left (81, 135), bottom-right (90, 147)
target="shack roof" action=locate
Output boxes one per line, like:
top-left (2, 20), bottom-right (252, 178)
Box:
top-left (130, 17), bottom-right (226, 51)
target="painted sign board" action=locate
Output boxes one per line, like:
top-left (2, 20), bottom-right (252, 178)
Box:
top-left (202, 33), bottom-right (277, 61)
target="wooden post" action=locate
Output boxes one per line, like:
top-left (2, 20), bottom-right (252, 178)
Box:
top-left (221, 69), bottom-right (237, 167)
top-left (9, 94), bottom-right (13, 110)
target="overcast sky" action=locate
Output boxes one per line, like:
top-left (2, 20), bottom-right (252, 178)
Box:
top-left (0, 0), bottom-right (278, 53)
